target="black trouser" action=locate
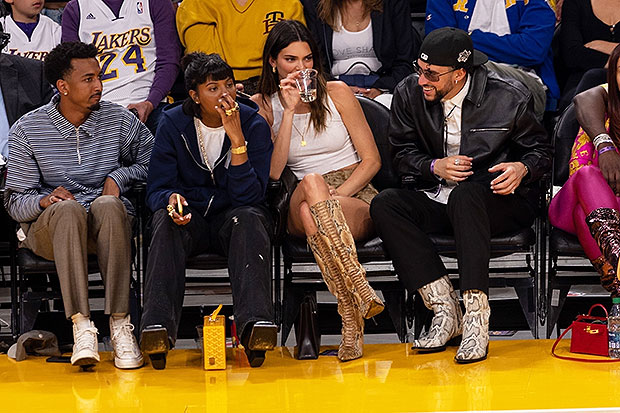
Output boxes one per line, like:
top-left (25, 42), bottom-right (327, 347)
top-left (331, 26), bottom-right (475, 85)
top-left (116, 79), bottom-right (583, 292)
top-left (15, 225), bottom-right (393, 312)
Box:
top-left (369, 182), bottom-right (536, 294)
top-left (141, 205), bottom-right (274, 344)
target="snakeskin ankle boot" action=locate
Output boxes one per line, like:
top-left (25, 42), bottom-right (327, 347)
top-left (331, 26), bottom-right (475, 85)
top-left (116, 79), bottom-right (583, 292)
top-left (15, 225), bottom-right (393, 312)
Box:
top-left (586, 208), bottom-right (620, 276)
top-left (307, 231), bottom-right (363, 362)
top-left (412, 275), bottom-right (463, 353)
top-left (591, 256), bottom-right (620, 297)
top-left (455, 290), bottom-right (490, 364)
top-left (309, 199), bottom-right (384, 319)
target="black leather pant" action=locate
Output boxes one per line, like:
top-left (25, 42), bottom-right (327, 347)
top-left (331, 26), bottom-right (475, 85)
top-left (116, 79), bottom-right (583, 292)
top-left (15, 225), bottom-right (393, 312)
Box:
top-left (141, 204), bottom-right (274, 343)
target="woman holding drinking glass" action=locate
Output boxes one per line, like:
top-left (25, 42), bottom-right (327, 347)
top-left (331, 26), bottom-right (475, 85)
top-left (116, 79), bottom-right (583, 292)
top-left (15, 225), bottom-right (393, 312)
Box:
top-left (252, 19), bottom-right (383, 362)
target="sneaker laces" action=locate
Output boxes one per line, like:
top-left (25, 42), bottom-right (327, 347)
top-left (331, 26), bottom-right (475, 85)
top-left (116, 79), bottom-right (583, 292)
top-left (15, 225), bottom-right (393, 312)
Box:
top-left (111, 320), bottom-right (137, 356)
top-left (75, 326), bottom-right (98, 351)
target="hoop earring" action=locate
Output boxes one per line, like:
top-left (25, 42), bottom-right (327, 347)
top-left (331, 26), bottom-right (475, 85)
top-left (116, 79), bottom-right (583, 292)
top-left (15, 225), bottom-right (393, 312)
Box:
top-left (272, 66), bottom-right (276, 73)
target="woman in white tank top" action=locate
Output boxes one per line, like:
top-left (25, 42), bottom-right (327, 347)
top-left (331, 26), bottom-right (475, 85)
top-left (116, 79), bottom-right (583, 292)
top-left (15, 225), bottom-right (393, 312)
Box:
top-left (252, 20), bottom-right (383, 362)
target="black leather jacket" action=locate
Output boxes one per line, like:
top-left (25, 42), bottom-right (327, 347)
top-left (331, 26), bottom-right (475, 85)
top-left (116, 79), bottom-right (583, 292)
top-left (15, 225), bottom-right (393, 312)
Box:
top-left (389, 65), bottom-right (552, 206)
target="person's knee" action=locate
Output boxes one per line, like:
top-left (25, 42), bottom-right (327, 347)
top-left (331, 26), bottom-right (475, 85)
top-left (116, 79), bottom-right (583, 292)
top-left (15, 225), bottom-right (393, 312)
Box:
top-left (50, 199), bottom-right (86, 221)
top-left (90, 195), bottom-right (126, 218)
top-left (227, 206), bottom-right (271, 234)
top-left (299, 173), bottom-right (326, 196)
top-left (370, 188), bottom-right (402, 220)
top-left (447, 182), bottom-right (486, 214)
top-left (150, 208), bottom-right (176, 236)
top-left (572, 164), bottom-right (603, 182)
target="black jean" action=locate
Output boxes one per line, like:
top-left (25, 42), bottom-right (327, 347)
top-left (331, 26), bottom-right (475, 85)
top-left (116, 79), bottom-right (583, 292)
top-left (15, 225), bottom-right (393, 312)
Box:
top-left (370, 182), bottom-right (536, 294)
top-left (141, 204), bottom-right (274, 344)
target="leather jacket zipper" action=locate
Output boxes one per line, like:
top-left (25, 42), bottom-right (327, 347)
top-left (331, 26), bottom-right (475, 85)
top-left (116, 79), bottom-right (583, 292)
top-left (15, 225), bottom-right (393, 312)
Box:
top-left (469, 127), bottom-right (510, 132)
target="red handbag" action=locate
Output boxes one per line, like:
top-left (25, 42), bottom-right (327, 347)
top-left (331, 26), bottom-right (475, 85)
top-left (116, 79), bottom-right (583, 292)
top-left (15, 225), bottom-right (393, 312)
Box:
top-left (552, 304), bottom-right (620, 362)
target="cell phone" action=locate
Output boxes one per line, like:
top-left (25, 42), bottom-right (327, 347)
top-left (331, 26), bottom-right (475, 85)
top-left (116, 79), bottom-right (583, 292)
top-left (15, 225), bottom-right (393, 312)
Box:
top-left (176, 193), bottom-right (183, 216)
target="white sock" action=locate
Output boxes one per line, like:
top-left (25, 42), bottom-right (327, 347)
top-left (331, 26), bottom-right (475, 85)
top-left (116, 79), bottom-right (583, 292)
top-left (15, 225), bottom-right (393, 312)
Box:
top-left (71, 313), bottom-right (91, 330)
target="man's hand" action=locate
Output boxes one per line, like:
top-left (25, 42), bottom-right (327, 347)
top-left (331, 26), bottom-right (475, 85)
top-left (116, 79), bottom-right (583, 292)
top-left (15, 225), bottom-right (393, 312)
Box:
top-left (433, 155), bottom-right (473, 182)
top-left (127, 101), bottom-right (154, 123)
top-left (102, 177), bottom-right (120, 197)
top-left (598, 147), bottom-right (620, 195)
top-left (489, 162), bottom-right (528, 195)
top-left (167, 193), bottom-right (191, 225)
top-left (39, 186), bottom-right (75, 208)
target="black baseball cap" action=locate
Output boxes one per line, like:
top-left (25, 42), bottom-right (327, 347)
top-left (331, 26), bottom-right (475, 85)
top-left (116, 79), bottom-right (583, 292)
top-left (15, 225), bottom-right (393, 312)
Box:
top-left (418, 27), bottom-right (488, 69)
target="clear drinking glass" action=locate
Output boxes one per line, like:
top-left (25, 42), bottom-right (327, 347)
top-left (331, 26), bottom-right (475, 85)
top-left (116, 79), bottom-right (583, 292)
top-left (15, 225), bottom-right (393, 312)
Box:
top-left (296, 69), bottom-right (318, 103)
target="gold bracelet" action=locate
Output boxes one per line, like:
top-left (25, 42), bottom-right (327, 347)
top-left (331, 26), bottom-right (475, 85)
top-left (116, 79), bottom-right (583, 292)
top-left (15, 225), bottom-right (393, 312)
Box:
top-left (230, 145), bottom-right (247, 155)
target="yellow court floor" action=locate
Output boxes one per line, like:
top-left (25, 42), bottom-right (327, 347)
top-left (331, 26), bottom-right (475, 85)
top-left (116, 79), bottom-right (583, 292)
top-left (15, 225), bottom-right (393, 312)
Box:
top-left (1, 339), bottom-right (620, 412)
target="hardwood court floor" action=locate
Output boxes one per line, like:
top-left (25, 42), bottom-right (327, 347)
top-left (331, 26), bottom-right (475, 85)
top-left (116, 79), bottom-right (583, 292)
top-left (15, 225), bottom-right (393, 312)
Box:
top-left (1, 339), bottom-right (619, 412)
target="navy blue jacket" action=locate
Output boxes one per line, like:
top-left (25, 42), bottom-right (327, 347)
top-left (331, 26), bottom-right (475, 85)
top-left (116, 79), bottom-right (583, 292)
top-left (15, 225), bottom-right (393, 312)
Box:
top-left (146, 100), bottom-right (273, 218)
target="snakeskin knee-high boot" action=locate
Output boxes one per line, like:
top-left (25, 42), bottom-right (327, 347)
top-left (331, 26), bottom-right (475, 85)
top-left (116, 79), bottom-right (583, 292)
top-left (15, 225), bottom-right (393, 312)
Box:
top-left (309, 199), bottom-right (384, 319)
top-left (591, 256), bottom-right (620, 297)
top-left (586, 208), bottom-right (620, 275)
top-left (307, 232), bottom-right (363, 361)
top-left (455, 289), bottom-right (490, 364)
top-left (412, 276), bottom-right (463, 353)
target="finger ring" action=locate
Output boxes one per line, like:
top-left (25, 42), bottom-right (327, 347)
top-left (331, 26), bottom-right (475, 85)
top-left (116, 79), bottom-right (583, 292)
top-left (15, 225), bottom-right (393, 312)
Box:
top-left (168, 211), bottom-right (174, 218)
top-left (278, 85), bottom-right (283, 89)
top-left (167, 204), bottom-right (175, 213)
top-left (225, 102), bottom-right (240, 117)
top-left (511, 191), bottom-right (515, 195)
top-left (454, 159), bottom-right (460, 165)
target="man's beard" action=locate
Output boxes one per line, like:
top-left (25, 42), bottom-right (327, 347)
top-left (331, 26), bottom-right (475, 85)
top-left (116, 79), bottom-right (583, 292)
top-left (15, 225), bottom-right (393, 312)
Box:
top-left (88, 102), bottom-right (101, 111)
top-left (424, 85), bottom-right (450, 103)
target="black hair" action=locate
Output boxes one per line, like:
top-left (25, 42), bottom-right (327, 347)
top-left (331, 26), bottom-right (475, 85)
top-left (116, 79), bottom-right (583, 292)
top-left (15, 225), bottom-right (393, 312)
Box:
top-left (44, 42), bottom-right (99, 86)
top-left (258, 20), bottom-right (330, 132)
top-left (181, 52), bottom-right (235, 118)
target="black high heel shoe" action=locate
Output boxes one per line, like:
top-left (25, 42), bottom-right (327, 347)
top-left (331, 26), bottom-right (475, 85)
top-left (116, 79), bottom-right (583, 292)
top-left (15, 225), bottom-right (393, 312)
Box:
top-left (242, 321), bottom-right (277, 368)
top-left (140, 325), bottom-right (170, 370)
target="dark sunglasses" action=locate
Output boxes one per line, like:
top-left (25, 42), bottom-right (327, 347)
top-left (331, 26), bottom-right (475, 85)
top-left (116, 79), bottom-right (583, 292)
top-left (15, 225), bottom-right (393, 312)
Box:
top-left (413, 62), bottom-right (457, 82)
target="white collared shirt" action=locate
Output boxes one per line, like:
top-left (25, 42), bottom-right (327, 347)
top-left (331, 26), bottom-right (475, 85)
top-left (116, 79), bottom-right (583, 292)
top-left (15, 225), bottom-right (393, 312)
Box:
top-left (424, 75), bottom-right (471, 204)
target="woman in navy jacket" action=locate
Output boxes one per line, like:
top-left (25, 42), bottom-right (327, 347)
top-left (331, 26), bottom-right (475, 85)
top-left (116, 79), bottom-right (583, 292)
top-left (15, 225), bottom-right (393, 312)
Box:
top-left (140, 53), bottom-right (276, 369)
top-left (301, 0), bottom-right (417, 106)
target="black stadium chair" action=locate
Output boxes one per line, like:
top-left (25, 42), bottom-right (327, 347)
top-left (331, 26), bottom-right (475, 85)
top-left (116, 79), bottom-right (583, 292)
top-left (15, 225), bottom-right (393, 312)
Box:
top-left (9, 184), bottom-right (146, 340)
top-left (545, 102), bottom-right (602, 337)
top-left (280, 96), bottom-right (409, 356)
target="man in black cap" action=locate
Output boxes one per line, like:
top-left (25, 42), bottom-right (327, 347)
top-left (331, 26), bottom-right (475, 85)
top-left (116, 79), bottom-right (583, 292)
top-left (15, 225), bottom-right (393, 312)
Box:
top-left (370, 27), bottom-right (552, 363)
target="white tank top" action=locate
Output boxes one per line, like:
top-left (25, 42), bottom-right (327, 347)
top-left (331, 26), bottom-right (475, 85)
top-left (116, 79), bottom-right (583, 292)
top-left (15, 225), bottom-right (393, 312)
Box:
top-left (1, 15), bottom-right (61, 60)
top-left (77, 0), bottom-right (157, 106)
top-left (331, 19), bottom-right (381, 77)
top-left (270, 93), bottom-right (360, 180)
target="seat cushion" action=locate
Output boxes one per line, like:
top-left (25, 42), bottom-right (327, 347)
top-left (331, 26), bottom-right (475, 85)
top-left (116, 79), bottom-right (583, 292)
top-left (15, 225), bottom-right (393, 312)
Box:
top-left (282, 235), bottom-right (387, 263)
top-left (549, 227), bottom-right (586, 257)
top-left (283, 227), bottom-right (534, 262)
top-left (429, 227), bottom-right (535, 256)
top-left (185, 253), bottom-right (229, 270)
top-left (17, 248), bottom-right (100, 274)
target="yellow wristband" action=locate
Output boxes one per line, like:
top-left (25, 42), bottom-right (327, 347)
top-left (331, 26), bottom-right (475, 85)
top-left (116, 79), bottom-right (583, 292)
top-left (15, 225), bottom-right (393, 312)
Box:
top-left (230, 145), bottom-right (247, 155)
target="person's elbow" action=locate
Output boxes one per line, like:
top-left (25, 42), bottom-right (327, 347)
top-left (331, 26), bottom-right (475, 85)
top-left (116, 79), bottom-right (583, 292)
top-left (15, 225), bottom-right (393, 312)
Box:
top-left (364, 153), bottom-right (382, 177)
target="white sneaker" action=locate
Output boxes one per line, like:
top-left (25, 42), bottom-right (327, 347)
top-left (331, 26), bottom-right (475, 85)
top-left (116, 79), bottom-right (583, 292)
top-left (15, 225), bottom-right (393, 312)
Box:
top-left (110, 315), bottom-right (144, 369)
top-left (71, 321), bottom-right (100, 366)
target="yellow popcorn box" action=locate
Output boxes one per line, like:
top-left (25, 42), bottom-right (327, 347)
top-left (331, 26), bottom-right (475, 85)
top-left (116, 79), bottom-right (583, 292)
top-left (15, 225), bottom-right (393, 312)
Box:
top-left (203, 305), bottom-right (226, 370)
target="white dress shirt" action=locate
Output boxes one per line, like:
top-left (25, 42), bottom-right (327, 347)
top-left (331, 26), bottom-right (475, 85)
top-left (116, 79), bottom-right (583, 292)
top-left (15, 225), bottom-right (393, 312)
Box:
top-left (424, 75), bottom-right (471, 204)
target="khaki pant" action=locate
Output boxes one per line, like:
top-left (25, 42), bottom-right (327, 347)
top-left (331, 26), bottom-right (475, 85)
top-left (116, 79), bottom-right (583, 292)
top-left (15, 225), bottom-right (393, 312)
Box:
top-left (22, 196), bottom-right (132, 318)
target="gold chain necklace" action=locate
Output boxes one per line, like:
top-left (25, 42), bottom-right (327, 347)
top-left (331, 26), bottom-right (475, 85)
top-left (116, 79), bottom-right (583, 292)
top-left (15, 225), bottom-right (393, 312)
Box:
top-left (291, 118), bottom-right (310, 147)
top-left (195, 118), bottom-right (213, 170)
